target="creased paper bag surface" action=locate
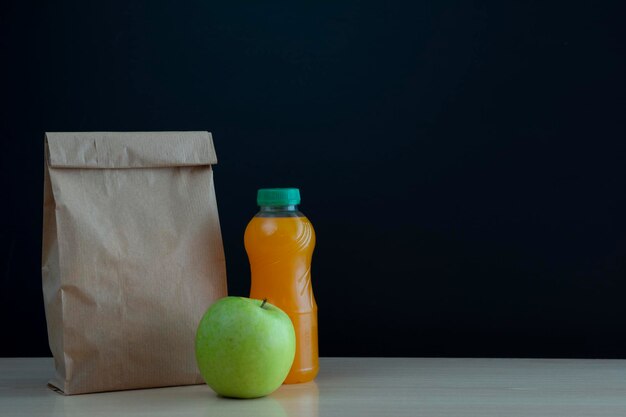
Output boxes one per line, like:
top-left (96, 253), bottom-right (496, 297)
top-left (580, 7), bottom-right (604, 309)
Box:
top-left (42, 132), bottom-right (227, 395)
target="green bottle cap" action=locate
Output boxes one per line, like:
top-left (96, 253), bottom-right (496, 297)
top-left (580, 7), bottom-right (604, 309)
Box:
top-left (257, 188), bottom-right (301, 207)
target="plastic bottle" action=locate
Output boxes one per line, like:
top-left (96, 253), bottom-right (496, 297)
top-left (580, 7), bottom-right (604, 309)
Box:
top-left (245, 188), bottom-right (318, 384)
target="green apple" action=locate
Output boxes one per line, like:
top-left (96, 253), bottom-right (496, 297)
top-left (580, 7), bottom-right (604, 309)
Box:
top-left (195, 296), bottom-right (296, 398)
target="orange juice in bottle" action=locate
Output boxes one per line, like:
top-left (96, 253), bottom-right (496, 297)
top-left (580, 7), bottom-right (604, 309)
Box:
top-left (245, 188), bottom-right (318, 384)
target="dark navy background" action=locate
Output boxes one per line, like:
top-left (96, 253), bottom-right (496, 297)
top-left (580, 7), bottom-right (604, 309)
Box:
top-left (1, 1), bottom-right (625, 357)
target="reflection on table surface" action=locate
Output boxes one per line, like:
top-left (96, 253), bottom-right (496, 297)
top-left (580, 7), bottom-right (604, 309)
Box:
top-left (50, 379), bottom-right (319, 417)
top-left (1, 357), bottom-right (320, 417)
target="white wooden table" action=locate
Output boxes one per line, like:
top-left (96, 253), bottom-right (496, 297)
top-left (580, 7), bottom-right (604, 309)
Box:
top-left (1, 357), bottom-right (625, 416)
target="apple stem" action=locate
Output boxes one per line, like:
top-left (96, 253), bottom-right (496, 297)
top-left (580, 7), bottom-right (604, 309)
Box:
top-left (260, 298), bottom-right (268, 309)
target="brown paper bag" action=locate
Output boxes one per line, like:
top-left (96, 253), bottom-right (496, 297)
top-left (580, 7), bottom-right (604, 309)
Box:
top-left (42, 131), bottom-right (228, 395)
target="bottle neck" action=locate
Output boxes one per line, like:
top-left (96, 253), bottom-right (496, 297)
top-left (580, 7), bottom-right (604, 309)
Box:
top-left (260, 205), bottom-right (298, 212)
top-left (256, 205), bottom-right (304, 218)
